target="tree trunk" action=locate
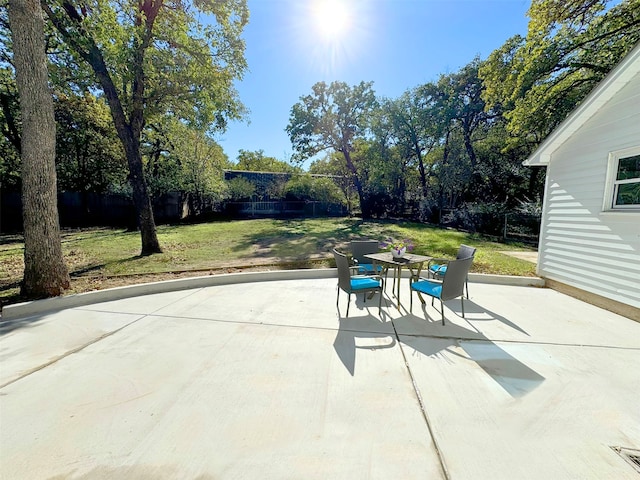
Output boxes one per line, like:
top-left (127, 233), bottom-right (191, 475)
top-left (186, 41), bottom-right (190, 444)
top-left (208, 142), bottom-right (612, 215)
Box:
top-left (41, 2), bottom-right (162, 256)
top-left (88, 45), bottom-right (162, 255)
top-left (119, 127), bottom-right (162, 255)
top-left (86, 47), bottom-right (161, 255)
top-left (463, 130), bottom-right (478, 171)
top-left (9, 0), bottom-right (70, 297)
top-left (416, 149), bottom-right (429, 199)
top-left (342, 149), bottom-right (368, 218)
top-left (438, 129), bottom-right (452, 225)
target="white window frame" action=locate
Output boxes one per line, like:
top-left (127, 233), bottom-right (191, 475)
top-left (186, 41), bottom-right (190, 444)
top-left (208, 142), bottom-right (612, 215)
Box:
top-left (603, 146), bottom-right (640, 211)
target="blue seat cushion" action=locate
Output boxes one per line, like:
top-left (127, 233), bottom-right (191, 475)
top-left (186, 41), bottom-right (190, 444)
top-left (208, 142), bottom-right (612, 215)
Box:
top-left (350, 277), bottom-right (381, 290)
top-left (411, 280), bottom-right (442, 298)
top-left (429, 264), bottom-right (447, 276)
top-left (357, 263), bottom-right (383, 274)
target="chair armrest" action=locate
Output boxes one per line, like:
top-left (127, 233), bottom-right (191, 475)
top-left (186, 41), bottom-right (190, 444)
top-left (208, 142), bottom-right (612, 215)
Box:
top-left (367, 274), bottom-right (384, 288)
top-left (428, 257), bottom-right (450, 267)
top-left (410, 275), bottom-right (431, 284)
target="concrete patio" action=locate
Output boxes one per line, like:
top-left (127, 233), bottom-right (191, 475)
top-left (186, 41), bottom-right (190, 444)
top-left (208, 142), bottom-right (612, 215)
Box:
top-left (1, 270), bottom-right (639, 479)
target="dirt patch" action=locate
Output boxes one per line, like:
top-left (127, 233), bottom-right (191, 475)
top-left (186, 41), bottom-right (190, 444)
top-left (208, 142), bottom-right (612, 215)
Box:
top-left (500, 251), bottom-right (538, 264)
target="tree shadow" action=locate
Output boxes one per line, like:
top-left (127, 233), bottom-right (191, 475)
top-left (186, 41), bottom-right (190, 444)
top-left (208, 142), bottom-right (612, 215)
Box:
top-left (229, 218), bottom-right (396, 262)
top-left (0, 314), bottom-right (47, 336)
top-left (0, 255), bottom-right (142, 319)
top-left (68, 255), bottom-right (142, 277)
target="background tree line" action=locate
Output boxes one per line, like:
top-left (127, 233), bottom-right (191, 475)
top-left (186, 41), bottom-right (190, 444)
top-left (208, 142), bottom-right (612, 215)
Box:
top-left (1, 0), bottom-right (639, 297)
top-left (288, 0), bottom-right (640, 230)
top-left (3, 0), bottom-right (639, 223)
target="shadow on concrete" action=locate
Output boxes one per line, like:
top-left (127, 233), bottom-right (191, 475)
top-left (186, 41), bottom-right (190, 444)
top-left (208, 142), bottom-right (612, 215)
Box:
top-left (334, 296), bottom-right (545, 397)
top-left (333, 314), bottom-right (396, 376)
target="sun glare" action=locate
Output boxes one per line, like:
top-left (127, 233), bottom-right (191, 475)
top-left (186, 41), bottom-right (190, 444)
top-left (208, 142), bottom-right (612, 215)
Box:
top-left (289, 0), bottom-right (371, 76)
top-left (313, 0), bottom-right (350, 40)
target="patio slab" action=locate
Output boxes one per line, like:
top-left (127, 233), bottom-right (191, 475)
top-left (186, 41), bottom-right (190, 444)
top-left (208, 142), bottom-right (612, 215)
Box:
top-left (1, 275), bottom-right (639, 479)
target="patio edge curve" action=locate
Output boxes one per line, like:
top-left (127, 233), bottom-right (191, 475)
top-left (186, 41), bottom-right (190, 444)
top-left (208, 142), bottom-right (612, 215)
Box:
top-left (0, 270), bottom-right (545, 321)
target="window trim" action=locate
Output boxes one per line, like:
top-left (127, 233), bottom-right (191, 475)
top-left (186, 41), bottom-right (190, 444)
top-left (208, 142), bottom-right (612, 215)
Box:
top-left (603, 146), bottom-right (640, 211)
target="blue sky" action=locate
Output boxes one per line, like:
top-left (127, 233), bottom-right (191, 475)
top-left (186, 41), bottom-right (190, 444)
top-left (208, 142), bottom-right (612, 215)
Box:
top-left (215, 0), bottom-right (531, 167)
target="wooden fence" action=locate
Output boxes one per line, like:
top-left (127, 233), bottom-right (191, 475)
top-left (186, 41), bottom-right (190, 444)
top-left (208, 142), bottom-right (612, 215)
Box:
top-left (0, 193), bottom-right (347, 233)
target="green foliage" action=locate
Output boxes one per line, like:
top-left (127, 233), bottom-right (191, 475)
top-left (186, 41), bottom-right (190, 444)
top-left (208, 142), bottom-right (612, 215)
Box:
top-left (309, 154), bottom-right (356, 209)
top-left (349, 139), bottom-right (405, 217)
top-left (286, 81), bottom-right (378, 161)
top-left (282, 174), bottom-right (314, 201)
top-left (227, 176), bottom-right (256, 200)
top-left (283, 174), bottom-right (343, 203)
top-left (442, 202), bottom-right (508, 236)
top-left (42, 0), bottom-right (249, 133)
top-left (480, 0), bottom-right (640, 146)
top-left (35, 0), bottom-right (250, 254)
top-left (55, 93), bottom-right (126, 193)
top-left (3, 0), bottom-right (636, 231)
top-left (0, 67), bottom-right (21, 189)
top-left (235, 149), bottom-right (298, 173)
top-left (286, 81), bottom-right (378, 216)
top-left (376, 86), bottom-right (442, 199)
top-left (143, 118), bottom-right (231, 200)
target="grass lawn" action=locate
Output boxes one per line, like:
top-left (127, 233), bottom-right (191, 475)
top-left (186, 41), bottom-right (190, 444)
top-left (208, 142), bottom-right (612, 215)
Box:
top-left (0, 217), bottom-right (537, 310)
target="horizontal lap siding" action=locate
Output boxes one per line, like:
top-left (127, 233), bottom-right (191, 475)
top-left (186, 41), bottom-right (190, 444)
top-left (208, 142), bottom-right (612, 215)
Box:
top-left (539, 74), bottom-right (640, 309)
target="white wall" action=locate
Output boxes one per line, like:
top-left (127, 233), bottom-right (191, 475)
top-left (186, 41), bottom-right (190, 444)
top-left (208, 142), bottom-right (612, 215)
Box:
top-left (539, 72), bottom-right (640, 309)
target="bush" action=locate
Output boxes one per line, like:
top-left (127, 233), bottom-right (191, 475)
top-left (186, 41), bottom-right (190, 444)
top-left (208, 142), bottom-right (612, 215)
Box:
top-left (228, 177), bottom-right (256, 201)
top-left (442, 202), bottom-right (507, 236)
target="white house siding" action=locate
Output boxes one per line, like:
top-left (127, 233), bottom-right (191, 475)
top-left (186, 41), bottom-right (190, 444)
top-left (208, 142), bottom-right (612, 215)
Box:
top-left (539, 73), bottom-right (640, 309)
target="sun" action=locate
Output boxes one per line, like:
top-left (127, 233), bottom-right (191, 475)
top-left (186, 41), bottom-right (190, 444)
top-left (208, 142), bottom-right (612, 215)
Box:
top-left (312, 0), bottom-right (351, 40)
top-left (290, 0), bottom-right (370, 75)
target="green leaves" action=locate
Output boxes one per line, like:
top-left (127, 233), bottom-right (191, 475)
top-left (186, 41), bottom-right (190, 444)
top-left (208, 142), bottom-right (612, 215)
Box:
top-left (235, 149), bottom-right (298, 173)
top-left (286, 81), bottom-right (378, 162)
top-left (43, 0), bottom-right (249, 133)
top-left (480, 0), bottom-right (640, 148)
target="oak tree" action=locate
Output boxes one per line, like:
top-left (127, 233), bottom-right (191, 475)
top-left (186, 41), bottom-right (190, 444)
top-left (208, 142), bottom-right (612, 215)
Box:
top-left (287, 81), bottom-right (378, 217)
top-left (480, 0), bottom-right (640, 148)
top-left (42, 0), bottom-right (249, 255)
top-left (8, 0), bottom-right (70, 297)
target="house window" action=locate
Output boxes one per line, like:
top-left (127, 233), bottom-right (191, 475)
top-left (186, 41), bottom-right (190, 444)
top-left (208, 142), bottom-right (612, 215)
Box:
top-left (605, 148), bottom-right (640, 210)
top-left (614, 154), bottom-right (640, 207)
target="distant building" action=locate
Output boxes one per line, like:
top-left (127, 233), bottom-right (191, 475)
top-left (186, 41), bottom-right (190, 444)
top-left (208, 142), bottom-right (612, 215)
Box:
top-left (224, 170), bottom-right (294, 201)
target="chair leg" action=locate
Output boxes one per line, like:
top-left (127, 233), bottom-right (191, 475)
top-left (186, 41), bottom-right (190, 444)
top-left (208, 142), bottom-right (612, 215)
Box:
top-left (465, 278), bottom-right (469, 299)
top-left (336, 287), bottom-right (340, 308)
top-left (346, 293), bottom-right (350, 317)
top-left (461, 296), bottom-right (465, 318)
top-left (378, 289), bottom-right (382, 315)
top-left (440, 298), bottom-right (445, 325)
top-left (410, 288), bottom-right (413, 312)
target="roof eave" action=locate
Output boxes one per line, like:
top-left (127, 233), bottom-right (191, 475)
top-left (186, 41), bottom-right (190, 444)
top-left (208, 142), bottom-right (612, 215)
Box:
top-left (523, 153), bottom-right (551, 167)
